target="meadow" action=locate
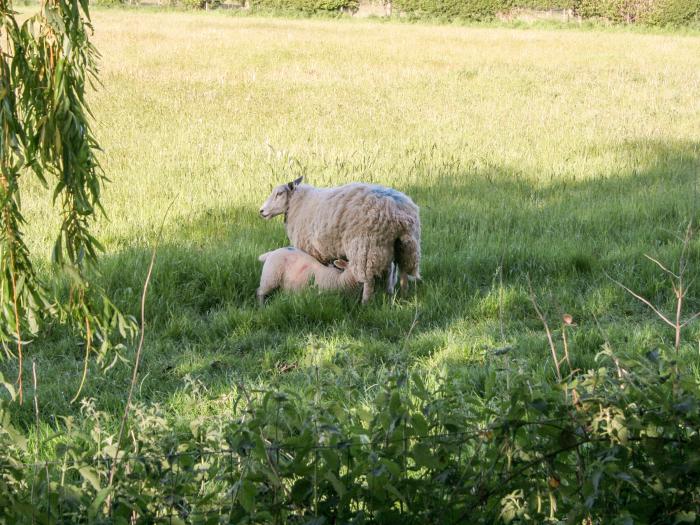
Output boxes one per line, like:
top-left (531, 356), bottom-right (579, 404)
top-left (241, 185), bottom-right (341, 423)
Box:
top-left (2, 6), bottom-right (700, 497)
top-left (5, 6), bottom-right (700, 420)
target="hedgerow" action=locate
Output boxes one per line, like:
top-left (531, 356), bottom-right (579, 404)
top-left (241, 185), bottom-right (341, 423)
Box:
top-left (391, 0), bottom-right (699, 24)
top-left (573, 0), bottom-right (700, 24)
top-left (87, 0), bottom-right (699, 25)
top-left (392, 0), bottom-right (504, 20)
top-left (3, 347), bottom-right (700, 523)
top-left (249, 0), bottom-right (358, 13)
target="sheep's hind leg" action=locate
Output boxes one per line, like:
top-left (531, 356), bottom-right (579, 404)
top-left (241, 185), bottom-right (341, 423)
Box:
top-left (399, 272), bottom-right (409, 295)
top-left (361, 280), bottom-right (375, 304)
top-left (386, 262), bottom-right (398, 295)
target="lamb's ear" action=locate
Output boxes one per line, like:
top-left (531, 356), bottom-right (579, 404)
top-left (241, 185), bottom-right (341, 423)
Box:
top-left (333, 259), bottom-right (348, 270)
top-left (288, 176), bottom-right (304, 191)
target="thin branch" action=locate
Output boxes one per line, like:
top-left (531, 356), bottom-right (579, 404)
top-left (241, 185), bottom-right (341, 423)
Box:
top-left (591, 312), bottom-right (626, 380)
top-left (497, 260), bottom-right (506, 343)
top-left (70, 316), bottom-right (91, 404)
top-left (7, 229), bottom-right (23, 404)
top-left (603, 271), bottom-right (675, 328)
top-left (681, 310), bottom-right (700, 328)
top-left (674, 282), bottom-right (683, 353)
top-left (678, 221), bottom-right (693, 278)
top-left (400, 302), bottom-right (420, 355)
top-left (237, 381), bottom-right (289, 501)
top-left (643, 254), bottom-right (679, 280)
top-left (30, 360), bottom-right (40, 518)
top-left (32, 360), bottom-right (40, 447)
top-left (561, 322), bottom-right (572, 372)
top-left (527, 276), bottom-right (561, 382)
top-left (107, 198), bottom-right (176, 494)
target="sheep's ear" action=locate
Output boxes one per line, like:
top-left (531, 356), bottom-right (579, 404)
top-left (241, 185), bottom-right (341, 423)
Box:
top-left (288, 176), bottom-right (304, 191)
top-left (333, 259), bottom-right (348, 270)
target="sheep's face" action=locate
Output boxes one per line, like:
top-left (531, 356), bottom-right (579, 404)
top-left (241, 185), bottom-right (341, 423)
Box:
top-left (259, 177), bottom-right (303, 219)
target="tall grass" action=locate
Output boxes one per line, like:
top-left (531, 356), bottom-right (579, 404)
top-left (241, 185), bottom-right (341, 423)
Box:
top-left (3, 10), bottom-right (700, 432)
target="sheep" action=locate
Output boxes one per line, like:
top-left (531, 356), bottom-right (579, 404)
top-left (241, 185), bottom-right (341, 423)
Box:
top-left (256, 247), bottom-right (358, 305)
top-left (259, 176), bottom-right (420, 303)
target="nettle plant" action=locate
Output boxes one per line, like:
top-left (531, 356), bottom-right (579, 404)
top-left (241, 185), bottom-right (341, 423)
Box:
top-left (0, 0), bottom-right (135, 403)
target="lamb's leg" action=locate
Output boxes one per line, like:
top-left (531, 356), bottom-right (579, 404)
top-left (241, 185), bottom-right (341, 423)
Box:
top-left (361, 280), bottom-right (375, 304)
top-left (257, 276), bottom-right (277, 306)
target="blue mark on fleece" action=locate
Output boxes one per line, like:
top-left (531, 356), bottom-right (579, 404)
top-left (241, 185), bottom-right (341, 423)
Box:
top-left (370, 186), bottom-right (408, 204)
top-left (285, 246), bottom-right (295, 251)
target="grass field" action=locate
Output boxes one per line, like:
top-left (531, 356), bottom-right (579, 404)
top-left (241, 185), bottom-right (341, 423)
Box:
top-left (3, 9), bottom-right (700, 434)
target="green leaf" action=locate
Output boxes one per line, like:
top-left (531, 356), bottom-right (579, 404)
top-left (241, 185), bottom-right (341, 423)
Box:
top-left (237, 480), bottom-right (256, 513)
top-left (675, 511), bottom-right (697, 524)
top-left (412, 443), bottom-right (439, 469)
top-left (79, 466), bottom-right (101, 490)
top-left (410, 413), bottom-right (429, 436)
top-left (291, 478), bottom-right (312, 504)
top-left (88, 486), bottom-right (112, 518)
top-left (325, 471), bottom-right (345, 498)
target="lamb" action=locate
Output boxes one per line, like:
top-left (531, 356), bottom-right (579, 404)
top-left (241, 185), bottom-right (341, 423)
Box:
top-left (259, 176), bottom-right (420, 303)
top-left (256, 247), bottom-right (358, 305)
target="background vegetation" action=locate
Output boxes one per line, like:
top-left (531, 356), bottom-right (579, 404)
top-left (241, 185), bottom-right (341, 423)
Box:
top-left (391, 0), bottom-right (700, 23)
top-left (249, 0), bottom-right (358, 14)
top-left (1, 8), bottom-right (699, 522)
top-left (88, 0), bottom-right (700, 27)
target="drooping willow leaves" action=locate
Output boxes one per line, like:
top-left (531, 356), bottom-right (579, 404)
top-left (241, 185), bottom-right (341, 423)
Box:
top-left (0, 0), bottom-right (135, 403)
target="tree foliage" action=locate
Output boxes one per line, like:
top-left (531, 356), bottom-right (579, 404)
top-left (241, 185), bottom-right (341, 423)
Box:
top-left (0, 0), bottom-right (133, 403)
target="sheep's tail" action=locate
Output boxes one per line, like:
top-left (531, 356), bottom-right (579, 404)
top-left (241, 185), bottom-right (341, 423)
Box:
top-left (395, 231), bottom-right (421, 279)
top-left (258, 252), bottom-right (271, 263)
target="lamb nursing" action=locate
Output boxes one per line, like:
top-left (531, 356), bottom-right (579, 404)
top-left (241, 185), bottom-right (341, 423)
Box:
top-left (256, 247), bottom-right (358, 305)
top-left (259, 177), bottom-right (421, 303)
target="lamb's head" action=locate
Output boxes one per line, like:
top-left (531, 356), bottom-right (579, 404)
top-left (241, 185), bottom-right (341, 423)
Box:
top-left (259, 176), bottom-right (303, 219)
top-left (332, 259), bottom-right (349, 270)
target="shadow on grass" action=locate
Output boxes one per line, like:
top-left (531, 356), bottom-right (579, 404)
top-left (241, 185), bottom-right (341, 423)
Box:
top-left (3, 139), bottom-right (699, 422)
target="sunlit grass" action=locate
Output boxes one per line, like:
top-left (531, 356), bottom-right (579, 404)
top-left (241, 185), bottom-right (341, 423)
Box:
top-left (4, 9), bottom-right (700, 431)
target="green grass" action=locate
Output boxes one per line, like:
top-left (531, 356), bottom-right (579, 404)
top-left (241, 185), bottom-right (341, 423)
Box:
top-left (3, 9), bottom-right (700, 436)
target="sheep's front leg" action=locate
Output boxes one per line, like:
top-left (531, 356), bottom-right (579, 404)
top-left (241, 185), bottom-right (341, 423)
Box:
top-left (256, 288), bottom-right (267, 306)
top-left (361, 280), bottom-right (375, 304)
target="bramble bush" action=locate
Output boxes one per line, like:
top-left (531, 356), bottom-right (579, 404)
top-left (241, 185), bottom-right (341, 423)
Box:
top-left (2, 346), bottom-right (699, 523)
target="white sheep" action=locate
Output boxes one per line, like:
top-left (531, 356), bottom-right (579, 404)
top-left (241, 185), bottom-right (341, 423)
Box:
top-left (256, 247), bottom-right (358, 305)
top-left (259, 177), bottom-right (420, 303)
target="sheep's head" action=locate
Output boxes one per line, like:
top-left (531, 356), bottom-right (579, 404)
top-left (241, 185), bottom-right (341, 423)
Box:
top-left (259, 176), bottom-right (303, 219)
